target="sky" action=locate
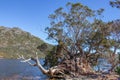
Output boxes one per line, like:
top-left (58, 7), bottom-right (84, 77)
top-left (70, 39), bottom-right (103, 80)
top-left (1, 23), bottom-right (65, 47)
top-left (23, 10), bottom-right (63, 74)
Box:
top-left (0, 0), bottom-right (120, 44)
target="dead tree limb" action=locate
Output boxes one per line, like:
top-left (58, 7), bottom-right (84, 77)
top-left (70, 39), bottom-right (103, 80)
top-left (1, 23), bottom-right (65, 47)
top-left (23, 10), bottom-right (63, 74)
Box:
top-left (17, 52), bottom-right (65, 78)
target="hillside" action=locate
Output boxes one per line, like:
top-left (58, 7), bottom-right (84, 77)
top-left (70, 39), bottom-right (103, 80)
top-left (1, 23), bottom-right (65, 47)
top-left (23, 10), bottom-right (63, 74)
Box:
top-left (0, 26), bottom-right (50, 58)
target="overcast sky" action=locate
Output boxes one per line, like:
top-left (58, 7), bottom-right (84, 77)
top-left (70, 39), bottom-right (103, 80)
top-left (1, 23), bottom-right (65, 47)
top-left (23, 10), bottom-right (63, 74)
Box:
top-left (0, 0), bottom-right (120, 44)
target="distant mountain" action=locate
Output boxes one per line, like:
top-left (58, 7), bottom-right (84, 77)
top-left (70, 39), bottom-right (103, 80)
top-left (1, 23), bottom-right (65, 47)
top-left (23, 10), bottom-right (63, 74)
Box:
top-left (0, 26), bottom-right (50, 58)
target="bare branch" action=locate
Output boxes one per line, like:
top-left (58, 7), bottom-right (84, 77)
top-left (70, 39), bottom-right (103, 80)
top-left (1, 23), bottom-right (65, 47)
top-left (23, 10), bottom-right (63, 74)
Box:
top-left (21, 58), bottom-right (31, 62)
top-left (17, 54), bottom-right (37, 66)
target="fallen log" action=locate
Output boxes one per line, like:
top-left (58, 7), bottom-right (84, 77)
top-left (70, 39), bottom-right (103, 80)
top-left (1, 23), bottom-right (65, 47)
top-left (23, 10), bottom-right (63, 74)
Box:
top-left (18, 53), bottom-right (95, 79)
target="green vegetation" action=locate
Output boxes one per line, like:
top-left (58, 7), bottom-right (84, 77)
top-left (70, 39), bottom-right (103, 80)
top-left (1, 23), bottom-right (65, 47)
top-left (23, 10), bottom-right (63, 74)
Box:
top-left (115, 54), bottom-right (120, 75)
top-left (43, 2), bottom-right (120, 75)
top-left (0, 0), bottom-right (120, 79)
top-left (0, 26), bottom-right (51, 58)
top-left (115, 66), bottom-right (120, 75)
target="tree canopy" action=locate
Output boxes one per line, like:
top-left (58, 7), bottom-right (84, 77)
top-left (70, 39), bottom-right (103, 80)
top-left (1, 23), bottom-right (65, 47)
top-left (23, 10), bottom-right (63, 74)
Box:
top-left (110, 0), bottom-right (120, 8)
top-left (44, 2), bottom-right (120, 72)
top-left (18, 1), bottom-right (120, 79)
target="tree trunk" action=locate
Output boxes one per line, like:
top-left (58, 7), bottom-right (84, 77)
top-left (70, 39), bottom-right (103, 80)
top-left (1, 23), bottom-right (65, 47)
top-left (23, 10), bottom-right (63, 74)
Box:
top-left (32, 57), bottom-right (49, 74)
top-left (31, 57), bottom-right (65, 78)
top-left (32, 57), bottom-right (95, 78)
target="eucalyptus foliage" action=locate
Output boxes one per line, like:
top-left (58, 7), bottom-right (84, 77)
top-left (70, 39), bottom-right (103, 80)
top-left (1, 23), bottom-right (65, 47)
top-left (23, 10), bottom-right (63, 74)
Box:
top-left (44, 2), bottom-right (120, 71)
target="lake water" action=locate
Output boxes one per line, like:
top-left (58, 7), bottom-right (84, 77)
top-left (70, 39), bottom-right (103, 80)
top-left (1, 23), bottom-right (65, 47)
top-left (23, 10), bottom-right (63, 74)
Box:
top-left (0, 59), bottom-right (47, 80)
top-left (0, 58), bottom-right (112, 80)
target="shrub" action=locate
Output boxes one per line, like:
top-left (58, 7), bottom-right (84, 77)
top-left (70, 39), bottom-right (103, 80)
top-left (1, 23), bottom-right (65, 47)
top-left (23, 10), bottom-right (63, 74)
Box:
top-left (115, 66), bottom-right (120, 75)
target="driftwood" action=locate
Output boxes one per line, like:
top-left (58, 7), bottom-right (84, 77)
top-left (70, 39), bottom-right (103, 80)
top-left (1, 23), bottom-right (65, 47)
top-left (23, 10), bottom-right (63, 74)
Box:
top-left (18, 53), bottom-right (65, 78)
top-left (17, 51), bottom-right (120, 80)
top-left (18, 53), bottom-right (95, 79)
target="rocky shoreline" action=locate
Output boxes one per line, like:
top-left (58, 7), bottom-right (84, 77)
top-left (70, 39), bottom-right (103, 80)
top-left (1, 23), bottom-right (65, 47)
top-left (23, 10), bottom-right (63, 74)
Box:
top-left (1, 73), bottom-right (119, 80)
top-left (50, 72), bottom-right (120, 80)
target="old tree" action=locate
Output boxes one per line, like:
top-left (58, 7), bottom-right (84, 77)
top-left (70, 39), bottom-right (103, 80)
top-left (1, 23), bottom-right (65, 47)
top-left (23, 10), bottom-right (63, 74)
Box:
top-left (19, 2), bottom-right (120, 79)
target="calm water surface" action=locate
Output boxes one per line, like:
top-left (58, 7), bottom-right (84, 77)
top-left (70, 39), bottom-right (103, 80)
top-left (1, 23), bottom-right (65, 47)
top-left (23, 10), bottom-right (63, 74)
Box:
top-left (0, 59), bottom-right (47, 80)
top-left (0, 58), bottom-right (112, 80)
